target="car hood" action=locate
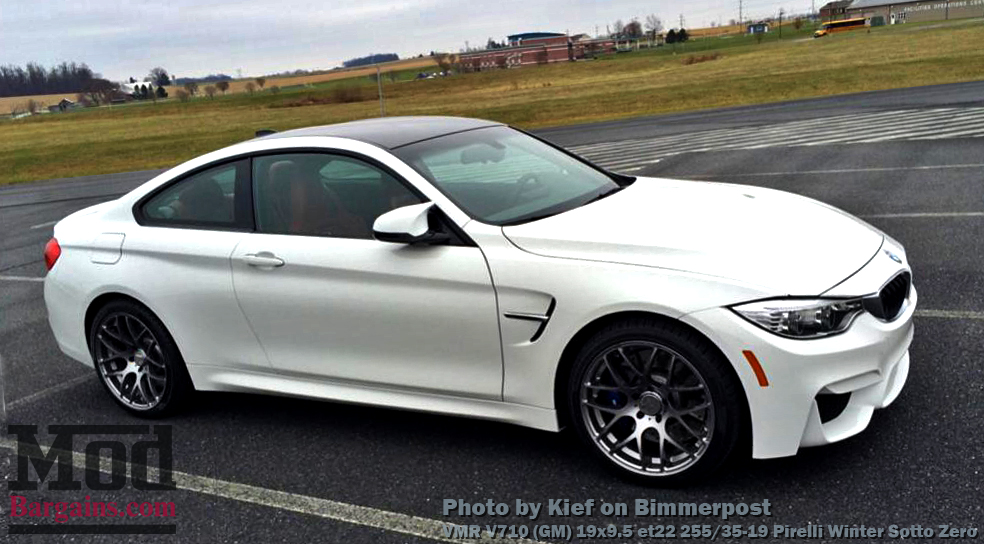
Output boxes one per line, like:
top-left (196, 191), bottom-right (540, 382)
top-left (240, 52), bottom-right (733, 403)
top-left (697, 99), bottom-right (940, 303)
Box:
top-left (502, 177), bottom-right (883, 295)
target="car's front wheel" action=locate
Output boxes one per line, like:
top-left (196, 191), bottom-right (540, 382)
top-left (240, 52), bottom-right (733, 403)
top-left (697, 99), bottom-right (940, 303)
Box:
top-left (88, 300), bottom-right (193, 417)
top-left (568, 317), bottom-right (743, 485)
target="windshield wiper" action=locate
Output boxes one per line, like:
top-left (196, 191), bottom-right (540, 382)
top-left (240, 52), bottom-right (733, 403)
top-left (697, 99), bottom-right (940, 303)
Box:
top-left (583, 185), bottom-right (624, 205)
top-left (500, 186), bottom-right (626, 226)
top-left (501, 210), bottom-right (564, 226)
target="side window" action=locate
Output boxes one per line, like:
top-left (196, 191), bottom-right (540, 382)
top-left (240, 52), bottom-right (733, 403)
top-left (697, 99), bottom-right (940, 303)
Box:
top-left (141, 160), bottom-right (249, 228)
top-left (253, 153), bottom-right (423, 239)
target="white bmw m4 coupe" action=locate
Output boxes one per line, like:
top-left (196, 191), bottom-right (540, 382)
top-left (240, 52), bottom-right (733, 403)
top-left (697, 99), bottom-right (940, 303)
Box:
top-left (43, 116), bottom-right (914, 484)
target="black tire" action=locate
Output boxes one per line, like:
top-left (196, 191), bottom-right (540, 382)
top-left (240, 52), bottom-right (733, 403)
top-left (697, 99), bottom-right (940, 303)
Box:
top-left (567, 317), bottom-right (743, 486)
top-left (88, 299), bottom-right (193, 417)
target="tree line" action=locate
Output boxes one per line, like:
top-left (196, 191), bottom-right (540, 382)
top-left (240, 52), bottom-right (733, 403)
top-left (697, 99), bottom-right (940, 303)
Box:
top-left (0, 62), bottom-right (96, 97)
top-left (342, 53), bottom-right (399, 68)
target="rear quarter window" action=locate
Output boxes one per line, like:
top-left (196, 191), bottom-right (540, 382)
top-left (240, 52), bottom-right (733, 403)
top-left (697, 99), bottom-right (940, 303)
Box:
top-left (139, 159), bottom-right (251, 229)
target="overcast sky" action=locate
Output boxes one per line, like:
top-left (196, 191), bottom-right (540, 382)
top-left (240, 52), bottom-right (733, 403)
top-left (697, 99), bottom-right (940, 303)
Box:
top-left (6, 0), bottom-right (808, 81)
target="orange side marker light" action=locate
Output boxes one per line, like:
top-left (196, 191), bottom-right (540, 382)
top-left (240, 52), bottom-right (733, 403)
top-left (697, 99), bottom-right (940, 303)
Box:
top-left (742, 350), bottom-right (770, 387)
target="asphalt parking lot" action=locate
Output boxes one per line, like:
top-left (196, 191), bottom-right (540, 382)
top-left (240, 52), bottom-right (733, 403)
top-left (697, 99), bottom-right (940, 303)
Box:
top-left (1, 82), bottom-right (982, 542)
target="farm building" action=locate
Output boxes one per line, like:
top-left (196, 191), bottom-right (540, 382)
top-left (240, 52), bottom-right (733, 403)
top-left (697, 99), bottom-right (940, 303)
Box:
top-left (840, 0), bottom-right (984, 22)
top-left (747, 22), bottom-right (771, 33)
top-left (120, 81), bottom-right (159, 96)
top-left (458, 32), bottom-right (617, 71)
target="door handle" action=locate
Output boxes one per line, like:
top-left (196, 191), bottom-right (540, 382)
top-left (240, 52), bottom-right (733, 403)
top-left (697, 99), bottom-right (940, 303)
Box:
top-left (242, 252), bottom-right (285, 268)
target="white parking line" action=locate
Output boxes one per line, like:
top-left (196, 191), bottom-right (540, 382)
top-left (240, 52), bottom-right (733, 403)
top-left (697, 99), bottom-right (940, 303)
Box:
top-left (29, 220), bottom-right (59, 230)
top-left (5, 374), bottom-right (94, 411)
top-left (915, 309), bottom-right (984, 320)
top-left (571, 106), bottom-right (984, 171)
top-left (682, 163), bottom-right (984, 178)
top-left (861, 212), bottom-right (984, 219)
top-left (0, 436), bottom-right (543, 544)
top-left (0, 275), bottom-right (44, 283)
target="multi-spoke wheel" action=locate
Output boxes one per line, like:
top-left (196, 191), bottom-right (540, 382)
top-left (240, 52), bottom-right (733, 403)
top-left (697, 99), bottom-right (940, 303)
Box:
top-left (568, 318), bottom-right (743, 485)
top-left (88, 300), bottom-right (192, 416)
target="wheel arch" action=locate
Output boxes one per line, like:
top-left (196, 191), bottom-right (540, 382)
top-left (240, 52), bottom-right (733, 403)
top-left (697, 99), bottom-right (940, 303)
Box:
top-left (553, 310), bottom-right (751, 444)
top-left (84, 292), bottom-right (171, 353)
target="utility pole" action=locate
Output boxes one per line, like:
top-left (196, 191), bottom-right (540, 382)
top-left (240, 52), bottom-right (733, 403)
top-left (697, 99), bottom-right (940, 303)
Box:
top-left (739, 0), bottom-right (743, 31)
top-left (679, 14), bottom-right (685, 29)
top-left (376, 65), bottom-right (385, 116)
top-left (778, 8), bottom-right (784, 39)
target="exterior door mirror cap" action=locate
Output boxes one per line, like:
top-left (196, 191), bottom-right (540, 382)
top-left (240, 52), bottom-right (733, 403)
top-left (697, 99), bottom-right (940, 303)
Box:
top-left (373, 202), bottom-right (450, 245)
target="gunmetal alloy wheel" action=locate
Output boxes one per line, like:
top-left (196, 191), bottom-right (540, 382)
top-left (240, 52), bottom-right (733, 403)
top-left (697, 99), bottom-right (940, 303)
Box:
top-left (569, 318), bottom-right (743, 485)
top-left (94, 312), bottom-right (168, 410)
top-left (89, 299), bottom-right (192, 417)
top-left (580, 341), bottom-right (714, 476)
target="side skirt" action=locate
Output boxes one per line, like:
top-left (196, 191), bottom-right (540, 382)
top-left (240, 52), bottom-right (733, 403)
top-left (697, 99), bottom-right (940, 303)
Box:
top-left (187, 364), bottom-right (561, 432)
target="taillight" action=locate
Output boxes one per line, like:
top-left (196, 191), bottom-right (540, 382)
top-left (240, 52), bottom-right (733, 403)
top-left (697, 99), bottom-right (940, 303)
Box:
top-left (44, 238), bottom-right (61, 271)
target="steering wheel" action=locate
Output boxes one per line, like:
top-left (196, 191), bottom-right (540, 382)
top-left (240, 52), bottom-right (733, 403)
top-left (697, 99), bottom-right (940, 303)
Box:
top-left (513, 173), bottom-right (547, 205)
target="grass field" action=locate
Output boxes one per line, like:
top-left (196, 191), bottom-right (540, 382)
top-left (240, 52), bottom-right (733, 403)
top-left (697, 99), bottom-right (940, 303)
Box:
top-left (3, 19), bottom-right (984, 185)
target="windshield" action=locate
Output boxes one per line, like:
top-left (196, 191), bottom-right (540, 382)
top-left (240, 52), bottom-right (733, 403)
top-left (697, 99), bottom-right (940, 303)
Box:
top-left (393, 126), bottom-right (621, 225)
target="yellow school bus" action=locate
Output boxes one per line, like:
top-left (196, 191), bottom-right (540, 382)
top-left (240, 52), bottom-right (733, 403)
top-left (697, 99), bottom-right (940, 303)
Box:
top-left (814, 18), bottom-right (868, 38)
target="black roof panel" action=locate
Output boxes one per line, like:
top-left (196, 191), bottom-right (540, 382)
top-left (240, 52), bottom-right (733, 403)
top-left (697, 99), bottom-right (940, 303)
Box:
top-left (258, 116), bottom-right (503, 149)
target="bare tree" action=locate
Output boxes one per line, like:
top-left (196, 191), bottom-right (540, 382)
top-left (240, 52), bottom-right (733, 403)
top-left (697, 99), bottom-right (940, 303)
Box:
top-left (183, 81), bottom-right (199, 95)
top-left (245, 82), bottom-right (256, 95)
top-left (436, 53), bottom-right (458, 72)
top-left (216, 80), bottom-right (230, 94)
top-left (175, 89), bottom-right (190, 102)
top-left (625, 19), bottom-right (644, 39)
top-left (82, 78), bottom-right (119, 105)
top-left (612, 19), bottom-right (625, 38)
top-left (204, 85), bottom-right (217, 99)
top-left (255, 77), bottom-right (266, 89)
top-left (148, 67), bottom-right (171, 86)
top-left (26, 99), bottom-right (40, 114)
top-left (645, 14), bottom-right (664, 40)
top-left (794, 17), bottom-right (804, 30)
top-left (269, 85), bottom-right (281, 94)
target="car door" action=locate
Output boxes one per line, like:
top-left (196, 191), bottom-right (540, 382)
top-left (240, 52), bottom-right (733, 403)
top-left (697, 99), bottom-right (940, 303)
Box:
top-left (230, 151), bottom-right (503, 399)
top-left (127, 158), bottom-right (272, 371)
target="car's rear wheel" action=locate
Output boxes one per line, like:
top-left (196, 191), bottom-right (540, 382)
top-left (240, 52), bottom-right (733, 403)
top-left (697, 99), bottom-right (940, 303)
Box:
top-left (88, 300), bottom-right (192, 417)
top-left (568, 317), bottom-right (743, 486)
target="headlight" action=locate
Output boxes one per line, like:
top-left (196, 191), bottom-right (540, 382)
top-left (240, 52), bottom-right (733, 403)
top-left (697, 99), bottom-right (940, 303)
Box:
top-left (731, 298), bottom-right (864, 339)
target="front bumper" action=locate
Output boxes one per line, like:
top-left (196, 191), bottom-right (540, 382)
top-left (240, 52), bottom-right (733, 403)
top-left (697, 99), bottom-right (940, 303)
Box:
top-left (682, 286), bottom-right (915, 459)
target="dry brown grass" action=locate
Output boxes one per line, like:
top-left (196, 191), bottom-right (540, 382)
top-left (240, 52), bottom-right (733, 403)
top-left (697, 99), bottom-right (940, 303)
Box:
top-left (163, 57), bottom-right (436, 96)
top-left (682, 52), bottom-right (723, 65)
top-left (0, 92), bottom-right (79, 114)
top-left (688, 23), bottom-right (745, 38)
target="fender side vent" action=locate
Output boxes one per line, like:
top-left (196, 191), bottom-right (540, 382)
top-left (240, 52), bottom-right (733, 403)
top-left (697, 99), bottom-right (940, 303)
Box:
top-left (503, 298), bottom-right (556, 343)
top-left (528, 298), bottom-right (556, 342)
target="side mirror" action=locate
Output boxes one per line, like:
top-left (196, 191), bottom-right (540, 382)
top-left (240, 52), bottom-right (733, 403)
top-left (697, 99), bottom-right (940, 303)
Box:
top-left (373, 203), bottom-right (450, 245)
